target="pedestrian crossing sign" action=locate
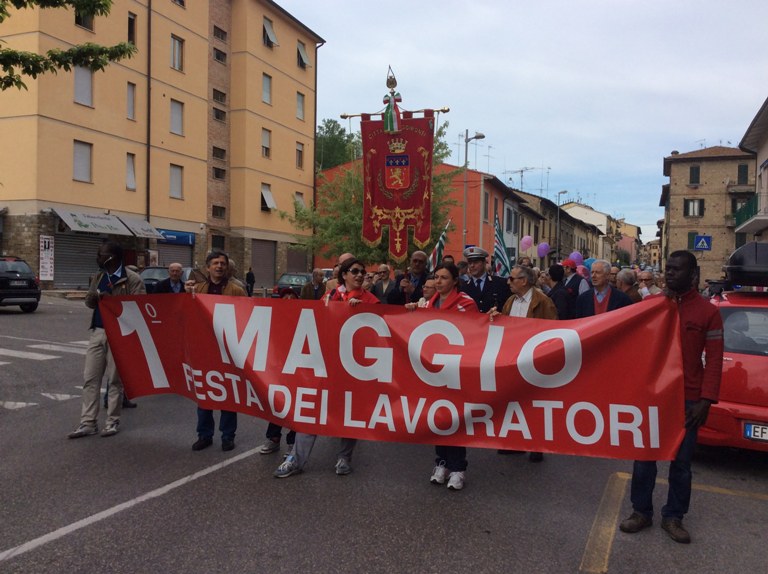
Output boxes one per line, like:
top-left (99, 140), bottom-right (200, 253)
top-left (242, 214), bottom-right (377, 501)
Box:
top-left (694, 235), bottom-right (712, 251)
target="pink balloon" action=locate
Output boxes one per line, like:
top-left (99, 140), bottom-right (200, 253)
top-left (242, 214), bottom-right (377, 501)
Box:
top-left (569, 251), bottom-right (584, 266)
top-left (537, 242), bottom-right (550, 258)
top-left (576, 265), bottom-right (589, 279)
top-left (521, 235), bottom-right (533, 251)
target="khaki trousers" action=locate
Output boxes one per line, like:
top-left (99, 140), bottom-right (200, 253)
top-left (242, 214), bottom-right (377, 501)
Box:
top-left (80, 328), bottom-right (122, 427)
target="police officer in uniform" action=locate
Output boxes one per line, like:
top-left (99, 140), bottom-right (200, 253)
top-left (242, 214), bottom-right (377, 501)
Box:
top-left (459, 246), bottom-right (511, 313)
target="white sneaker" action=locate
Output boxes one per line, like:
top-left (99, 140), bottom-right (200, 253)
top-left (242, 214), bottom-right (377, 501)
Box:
top-left (447, 471), bottom-right (465, 490)
top-left (68, 424), bottom-right (98, 439)
top-left (335, 458), bottom-right (352, 475)
top-left (100, 421), bottom-right (120, 437)
top-left (430, 462), bottom-right (448, 484)
top-left (258, 439), bottom-right (280, 454)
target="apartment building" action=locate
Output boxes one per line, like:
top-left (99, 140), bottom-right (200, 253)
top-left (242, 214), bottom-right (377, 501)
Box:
top-left (0, 0), bottom-right (323, 289)
top-left (737, 96), bottom-right (768, 239)
top-left (658, 146), bottom-right (755, 282)
top-left (561, 201), bottom-right (621, 262)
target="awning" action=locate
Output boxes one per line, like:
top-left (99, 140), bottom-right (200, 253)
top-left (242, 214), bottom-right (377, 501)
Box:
top-left (53, 208), bottom-right (133, 236)
top-left (157, 228), bottom-right (195, 246)
top-left (117, 215), bottom-right (164, 239)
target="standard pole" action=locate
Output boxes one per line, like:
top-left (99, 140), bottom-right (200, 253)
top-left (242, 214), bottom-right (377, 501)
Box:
top-left (462, 128), bottom-right (469, 249)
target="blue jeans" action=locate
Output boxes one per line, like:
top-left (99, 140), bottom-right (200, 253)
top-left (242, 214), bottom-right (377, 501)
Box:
top-left (630, 400), bottom-right (699, 520)
top-left (196, 408), bottom-right (237, 442)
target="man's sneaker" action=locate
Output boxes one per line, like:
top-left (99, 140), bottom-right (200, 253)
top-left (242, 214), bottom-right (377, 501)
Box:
top-left (619, 512), bottom-right (653, 533)
top-left (430, 462), bottom-right (448, 485)
top-left (661, 517), bottom-right (691, 544)
top-left (284, 444), bottom-right (295, 458)
top-left (274, 457), bottom-right (302, 478)
top-left (258, 438), bottom-right (280, 454)
top-left (335, 458), bottom-right (352, 476)
top-left (447, 471), bottom-right (465, 490)
top-left (100, 421), bottom-right (120, 437)
top-left (68, 424), bottom-right (98, 439)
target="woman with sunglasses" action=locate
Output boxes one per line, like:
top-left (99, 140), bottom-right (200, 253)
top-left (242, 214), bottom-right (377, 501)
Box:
top-left (274, 257), bottom-right (378, 479)
top-left (406, 262), bottom-right (477, 490)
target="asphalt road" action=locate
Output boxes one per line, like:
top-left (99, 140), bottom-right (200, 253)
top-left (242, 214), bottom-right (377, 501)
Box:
top-left (0, 296), bottom-right (766, 574)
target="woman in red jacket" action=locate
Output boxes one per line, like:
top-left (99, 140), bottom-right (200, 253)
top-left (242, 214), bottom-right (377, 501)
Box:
top-left (407, 262), bottom-right (478, 490)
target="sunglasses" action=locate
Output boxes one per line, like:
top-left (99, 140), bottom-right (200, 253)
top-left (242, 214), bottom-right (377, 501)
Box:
top-left (347, 268), bottom-right (366, 275)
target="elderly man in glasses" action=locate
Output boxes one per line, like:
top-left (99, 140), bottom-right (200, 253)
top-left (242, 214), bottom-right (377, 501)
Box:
top-left (388, 251), bottom-right (430, 305)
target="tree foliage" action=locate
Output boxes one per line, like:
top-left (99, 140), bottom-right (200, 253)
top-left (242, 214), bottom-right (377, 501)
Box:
top-left (285, 121), bottom-right (459, 267)
top-left (315, 118), bottom-right (360, 171)
top-left (0, 1), bottom-right (136, 90)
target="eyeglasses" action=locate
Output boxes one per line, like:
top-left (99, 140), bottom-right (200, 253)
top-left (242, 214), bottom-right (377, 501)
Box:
top-left (347, 268), bottom-right (365, 275)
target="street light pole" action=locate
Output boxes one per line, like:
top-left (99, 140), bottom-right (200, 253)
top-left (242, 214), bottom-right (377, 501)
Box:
top-left (463, 129), bottom-right (485, 249)
top-left (556, 190), bottom-right (568, 262)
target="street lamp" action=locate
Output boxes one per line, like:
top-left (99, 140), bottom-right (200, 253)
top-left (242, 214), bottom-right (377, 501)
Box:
top-left (463, 129), bottom-right (485, 249)
top-left (556, 190), bottom-right (568, 261)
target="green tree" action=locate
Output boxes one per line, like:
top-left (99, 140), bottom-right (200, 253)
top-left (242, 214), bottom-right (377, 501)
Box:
top-left (284, 121), bottom-right (458, 266)
top-left (615, 248), bottom-right (630, 266)
top-left (0, 1), bottom-right (136, 90)
top-left (315, 118), bottom-right (360, 171)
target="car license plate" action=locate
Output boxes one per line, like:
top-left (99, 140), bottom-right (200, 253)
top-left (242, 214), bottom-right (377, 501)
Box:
top-left (744, 423), bottom-right (768, 442)
top-left (9, 280), bottom-right (26, 287)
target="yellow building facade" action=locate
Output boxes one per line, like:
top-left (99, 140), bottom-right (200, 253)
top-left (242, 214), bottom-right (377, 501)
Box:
top-left (0, 0), bottom-right (323, 290)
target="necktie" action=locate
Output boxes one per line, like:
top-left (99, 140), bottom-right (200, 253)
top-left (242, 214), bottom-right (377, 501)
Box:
top-left (475, 278), bottom-right (482, 290)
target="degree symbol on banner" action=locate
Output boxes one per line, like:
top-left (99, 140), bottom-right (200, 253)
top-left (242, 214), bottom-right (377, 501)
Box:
top-left (144, 302), bottom-right (161, 324)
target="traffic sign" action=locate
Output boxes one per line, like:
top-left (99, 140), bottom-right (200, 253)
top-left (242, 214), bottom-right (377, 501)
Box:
top-left (694, 235), bottom-right (712, 251)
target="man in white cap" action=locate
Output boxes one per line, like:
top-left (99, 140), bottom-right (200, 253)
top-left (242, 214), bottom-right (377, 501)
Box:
top-left (460, 246), bottom-right (511, 313)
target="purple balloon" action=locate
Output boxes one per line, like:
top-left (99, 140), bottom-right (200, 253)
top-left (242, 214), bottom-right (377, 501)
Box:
top-left (521, 235), bottom-right (533, 251)
top-left (537, 242), bottom-right (550, 258)
top-left (569, 251), bottom-right (584, 266)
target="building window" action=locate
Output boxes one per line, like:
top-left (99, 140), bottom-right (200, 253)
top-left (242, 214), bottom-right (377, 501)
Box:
top-left (483, 191), bottom-right (489, 222)
top-left (212, 167), bottom-right (226, 180)
top-left (262, 128), bottom-right (271, 158)
top-left (505, 207), bottom-right (513, 232)
top-left (689, 165), bottom-right (700, 185)
top-left (732, 197), bottom-right (750, 214)
top-left (74, 66), bottom-right (92, 106)
top-left (73, 140), bottom-right (92, 182)
top-left (684, 198), bottom-right (704, 217)
top-left (294, 192), bottom-right (305, 208)
top-left (297, 41), bottom-right (311, 68)
top-left (75, 11), bottom-right (94, 31)
top-left (262, 74), bottom-right (272, 104)
top-left (172, 0), bottom-right (185, 6)
top-left (126, 153), bottom-right (136, 190)
top-left (212, 146), bottom-right (226, 160)
top-left (263, 17), bottom-right (278, 47)
top-left (296, 92), bottom-right (305, 120)
top-left (296, 142), bottom-right (304, 168)
top-left (738, 163), bottom-right (749, 185)
top-left (127, 82), bottom-right (136, 119)
top-left (211, 234), bottom-right (225, 249)
top-left (213, 107), bottom-right (226, 122)
top-left (212, 205), bottom-right (226, 219)
top-left (171, 35), bottom-right (184, 71)
top-left (128, 12), bottom-right (136, 44)
top-left (170, 99), bottom-right (184, 135)
top-left (493, 198), bottom-right (499, 222)
top-left (212, 89), bottom-right (226, 104)
top-left (213, 26), bottom-right (227, 42)
top-left (170, 164), bottom-right (183, 199)
top-left (261, 183), bottom-right (277, 211)
top-left (213, 48), bottom-right (227, 64)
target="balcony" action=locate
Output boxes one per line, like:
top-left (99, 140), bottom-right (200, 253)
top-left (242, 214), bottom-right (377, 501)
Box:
top-left (735, 192), bottom-right (768, 235)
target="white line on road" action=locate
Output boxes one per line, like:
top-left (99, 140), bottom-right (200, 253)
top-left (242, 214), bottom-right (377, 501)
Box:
top-left (0, 349), bottom-right (59, 360)
top-left (0, 401), bottom-right (39, 410)
top-left (40, 393), bottom-right (79, 401)
top-left (28, 344), bottom-right (87, 355)
top-left (0, 446), bottom-right (260, 564)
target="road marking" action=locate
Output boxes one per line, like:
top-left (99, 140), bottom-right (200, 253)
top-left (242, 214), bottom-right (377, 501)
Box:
top-left (40, 393), bottom-right (79, 401)
top-left (28, 344), bottom-right (87, 355)
top-left (0, 362), bottom-right (8, 366)
top-left (0, 446), bottom-right (260, 564)
top-left (0, 349), bottom-right (59, 360)
top-left (624, 471), bottom-right (768, 502)
top-left (0, 401), bottom-right (38, 410)
top-left (580, 472), bottom-right (628, 574)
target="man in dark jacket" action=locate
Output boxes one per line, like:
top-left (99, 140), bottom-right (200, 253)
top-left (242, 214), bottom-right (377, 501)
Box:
top-left (575, 259), bottom-right (631, 317)
top-left (388, 251), bottom-right (430, 305)
top-left (459, 246), bottom-right (511, 313)
top-left (545, 264), bottom-right (570, 319)
top-left (300, 268), bottom-right (326, 300)
top-left (154, 262), bottom-right (185, 294)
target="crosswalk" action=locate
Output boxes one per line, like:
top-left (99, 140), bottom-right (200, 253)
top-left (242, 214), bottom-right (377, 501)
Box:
top-left (0, 339), bottom-right (89, 410)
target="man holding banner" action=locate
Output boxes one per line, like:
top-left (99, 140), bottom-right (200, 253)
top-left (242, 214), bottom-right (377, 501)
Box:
top-left (619, 250), bottom-right (723, 544)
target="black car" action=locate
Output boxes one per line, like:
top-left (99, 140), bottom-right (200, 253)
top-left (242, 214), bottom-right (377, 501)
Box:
top-left (271, 272), bottom-right (312, 298)
top-left (0, 256), bottom-right (41, 313)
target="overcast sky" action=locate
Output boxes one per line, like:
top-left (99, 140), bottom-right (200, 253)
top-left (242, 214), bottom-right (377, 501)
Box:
top-left (278, 0), bottom-right (768, 242)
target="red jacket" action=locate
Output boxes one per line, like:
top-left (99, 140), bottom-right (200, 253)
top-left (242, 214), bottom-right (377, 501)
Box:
top-left (426, 289), bottom-right (478, 313)
top-left (329, 287), bottom-right (380, 305)
top-left (675, 289), bottom-right (723, 402)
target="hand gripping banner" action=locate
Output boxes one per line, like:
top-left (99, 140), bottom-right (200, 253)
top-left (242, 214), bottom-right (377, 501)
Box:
top-left (361, 88), bottom-right (435, 263)
top-left (101, 295), bottom-right (686, 461)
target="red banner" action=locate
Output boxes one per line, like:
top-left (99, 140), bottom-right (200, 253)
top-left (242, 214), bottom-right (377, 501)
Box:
top-left (101, 295), bottom-right (685, 460)
top-left (361, 111), bottom-right (435, 262)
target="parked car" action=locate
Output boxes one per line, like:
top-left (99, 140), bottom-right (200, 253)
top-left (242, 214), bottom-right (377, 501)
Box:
top-left (271, 272), bottom-right (312, 298)
top-left (139, 266), bottom-right (194, 293)
top-left (0, 256), bottom-right (41, 313)
top-left (698, 242), bottom-right (768, 452)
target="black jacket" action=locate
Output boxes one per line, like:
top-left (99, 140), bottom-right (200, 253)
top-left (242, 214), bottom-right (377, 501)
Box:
top-left (459, 275), bottom-right (511, 313)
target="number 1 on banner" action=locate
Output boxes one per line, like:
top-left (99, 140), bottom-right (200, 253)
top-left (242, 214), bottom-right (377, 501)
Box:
top-left (116, 301), bottom-right (170, 389)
